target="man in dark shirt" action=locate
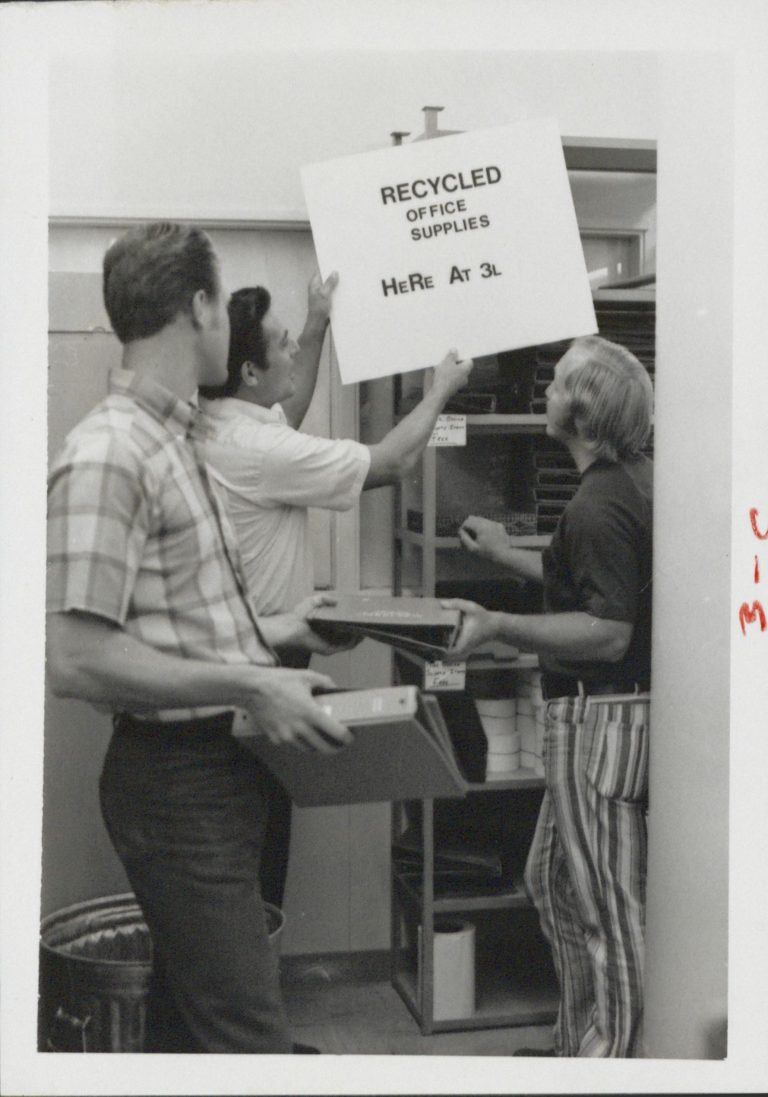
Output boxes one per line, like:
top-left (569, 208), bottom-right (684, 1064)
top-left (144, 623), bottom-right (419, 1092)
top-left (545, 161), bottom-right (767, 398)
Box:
top-left (445, 334), bottom-right (653, 1057)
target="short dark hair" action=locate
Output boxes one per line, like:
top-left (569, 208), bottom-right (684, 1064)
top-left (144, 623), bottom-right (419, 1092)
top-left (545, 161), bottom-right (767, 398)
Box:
top-left (103, 222), bottom-right (219, 344)
top-left (562, 335), bottom-right (654, 461)
top-left (199, 286), bottom-right (272, 399)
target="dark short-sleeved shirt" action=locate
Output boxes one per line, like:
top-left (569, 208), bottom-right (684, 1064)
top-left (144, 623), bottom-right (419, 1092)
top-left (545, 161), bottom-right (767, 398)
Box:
top-left (540, 455), bottom-right (653, 694)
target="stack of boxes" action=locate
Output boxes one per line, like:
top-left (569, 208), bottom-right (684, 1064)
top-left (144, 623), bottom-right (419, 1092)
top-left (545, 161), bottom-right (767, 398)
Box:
top-left (475, 698), bottom-right (520, 779)
top-left (405, 433), bottom-right (539, 541)
top-left (532, 440), bottom-right (580, 535)
top-left (475, 671), bottom-right (546, 780)
top-left (515, 669), bottom-right (545, 776)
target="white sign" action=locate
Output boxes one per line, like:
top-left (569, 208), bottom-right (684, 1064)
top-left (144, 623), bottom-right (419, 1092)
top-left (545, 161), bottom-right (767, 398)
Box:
top-left (301, 118), bottom-right (597, 385)
top-left (423, 660), bottom-right (467, 692)
top-left (428, 414), bottom-right (466, 447)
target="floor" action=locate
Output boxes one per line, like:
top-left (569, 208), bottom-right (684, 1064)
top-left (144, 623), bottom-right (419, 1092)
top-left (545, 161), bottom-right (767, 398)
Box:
top-left (281, 957), bottom-right (555, 1057)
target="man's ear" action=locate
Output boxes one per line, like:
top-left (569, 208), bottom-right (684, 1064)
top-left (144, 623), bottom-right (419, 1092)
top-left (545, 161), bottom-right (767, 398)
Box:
top-left (240, 360), bottom-right (261, 388)
top-left (190, 288), bottom-right (209, 331)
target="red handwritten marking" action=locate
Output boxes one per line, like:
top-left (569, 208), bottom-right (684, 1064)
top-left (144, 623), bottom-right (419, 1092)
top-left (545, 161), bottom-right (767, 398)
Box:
top-left (739, 601), bottom-right (767, 635)
top-left (755, 556), bottom-right (761, 584)
top-left (750, 508), bottom-right (768, 540)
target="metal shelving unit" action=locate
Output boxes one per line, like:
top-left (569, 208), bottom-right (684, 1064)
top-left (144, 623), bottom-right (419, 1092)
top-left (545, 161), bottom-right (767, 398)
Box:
top-left (389, 772), bottom-right (558, 1035)
top-left (382, 111), bottom-right (656, 1035)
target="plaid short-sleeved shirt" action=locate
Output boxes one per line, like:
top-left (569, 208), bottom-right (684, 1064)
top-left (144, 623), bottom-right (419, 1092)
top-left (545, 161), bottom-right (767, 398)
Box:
top-left (47, 369), bottom-right (276, 719)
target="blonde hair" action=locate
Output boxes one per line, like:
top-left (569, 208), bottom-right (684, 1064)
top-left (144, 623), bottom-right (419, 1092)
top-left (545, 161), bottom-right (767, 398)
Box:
top-left (562, 335), bottom-right (653, 462)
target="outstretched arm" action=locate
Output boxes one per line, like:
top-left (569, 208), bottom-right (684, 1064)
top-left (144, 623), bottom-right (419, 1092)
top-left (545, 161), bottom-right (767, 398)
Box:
top-left (46, 610), bottom-right (352, 752)
top-left (441, 598), bottom-right (632, 664)
top-left (364, 350), bottom-right (473, 489)
top-left (281, 271), bottom-right (338, 429)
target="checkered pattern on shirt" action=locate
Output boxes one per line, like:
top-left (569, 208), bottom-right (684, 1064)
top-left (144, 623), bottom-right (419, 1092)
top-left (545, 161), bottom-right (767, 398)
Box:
top-left (47, 370), bottom-right (275, 717)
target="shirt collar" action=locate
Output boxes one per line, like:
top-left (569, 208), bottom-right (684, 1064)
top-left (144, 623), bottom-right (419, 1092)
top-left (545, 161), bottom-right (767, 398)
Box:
top-left (580, 456), bottom-right (615, 480)
top-left (108, 368), bottom-right (199, 434)
top-left (198, 396), bottom-right (286, 425)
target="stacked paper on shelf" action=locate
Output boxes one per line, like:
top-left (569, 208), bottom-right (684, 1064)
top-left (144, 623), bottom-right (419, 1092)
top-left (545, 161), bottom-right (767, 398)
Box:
top-left (529, 339), bottom-right (569, 412)
top-left (393, 824), bottom-right (503, 889)
top-left (593, 296), bottom-right (656, 382)
top-left (532, 439), bottom-right (580, 534)
top-left (308, 594), bottom-right (462, 658)
top-left (433, 435), bottom-right (537, 529)
top-left (406, 509), bottom-right (537, 539)
top-left (234, 685), bottom-right (473, 806)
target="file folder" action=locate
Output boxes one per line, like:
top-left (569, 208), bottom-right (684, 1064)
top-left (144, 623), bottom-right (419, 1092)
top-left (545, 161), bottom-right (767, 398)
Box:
top-left (233, 686), bottom-right (470, 807)
top-left (308, 594), bottom-right (463, 659)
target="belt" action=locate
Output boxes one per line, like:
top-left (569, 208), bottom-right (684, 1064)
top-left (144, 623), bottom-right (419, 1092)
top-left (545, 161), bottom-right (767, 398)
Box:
top-left (578, 681), bottom-right (647, 697)
top-left (542, 672), bottom-right (649, 701)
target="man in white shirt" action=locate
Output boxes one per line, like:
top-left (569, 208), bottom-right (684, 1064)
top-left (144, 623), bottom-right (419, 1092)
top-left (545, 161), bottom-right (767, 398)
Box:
top-left (200, 274), bottom-right (472, 612)
top-left (199, 273), bottom-right (472, 914)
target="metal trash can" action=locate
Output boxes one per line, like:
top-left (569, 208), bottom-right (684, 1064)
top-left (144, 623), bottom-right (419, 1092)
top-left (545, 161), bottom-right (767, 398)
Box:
top-left (39, 892), bottom-right (285, 1052)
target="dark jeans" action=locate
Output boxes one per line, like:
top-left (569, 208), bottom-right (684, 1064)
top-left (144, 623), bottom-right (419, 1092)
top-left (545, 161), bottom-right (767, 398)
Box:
top-left (256, 647), bottom-right (309, 909)
top-left (256, 766), bottom-right (292, 909)
top-left (99, 716), bottom-right (292, 1053)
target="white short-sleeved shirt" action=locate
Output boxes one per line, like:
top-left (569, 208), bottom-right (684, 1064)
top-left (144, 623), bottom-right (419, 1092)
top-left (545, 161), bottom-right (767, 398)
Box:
top-left (200, 397), bottom-right (370, 613)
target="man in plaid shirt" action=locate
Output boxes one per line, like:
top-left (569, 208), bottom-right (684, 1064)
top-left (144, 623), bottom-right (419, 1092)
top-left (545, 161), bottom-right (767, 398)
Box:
top-left (46, 222), bottom-right (353, 1053)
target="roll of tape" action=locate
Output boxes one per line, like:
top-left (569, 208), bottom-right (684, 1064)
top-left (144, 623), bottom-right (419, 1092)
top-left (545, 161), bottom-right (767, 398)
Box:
top-left (516, 713), bottom-right (536, 737)
top-left (418, 920), bottom-right (476, 1021)
top-left (475, 698), bottom-right (516, 717)
top-left (486, 750), bottom-right (521, 773)
top-left (479, 713), bottom-right (517, 738)
top-left (485, 731), bottom-right (521, 754)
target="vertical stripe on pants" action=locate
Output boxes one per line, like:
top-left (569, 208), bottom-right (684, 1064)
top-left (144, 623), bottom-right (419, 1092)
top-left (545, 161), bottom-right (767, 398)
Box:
top-left (524, 694), bottom-right (650, 1057)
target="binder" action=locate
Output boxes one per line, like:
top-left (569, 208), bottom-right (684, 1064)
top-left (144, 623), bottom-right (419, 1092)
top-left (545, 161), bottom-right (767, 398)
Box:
top-left (308, 594), bottom-right (463, 658)
top-left (233, 686), bottom-right (470, 806)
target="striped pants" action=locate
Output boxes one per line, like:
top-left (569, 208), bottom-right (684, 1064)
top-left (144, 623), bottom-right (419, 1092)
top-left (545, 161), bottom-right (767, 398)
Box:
top-left (524, 694), bottom-right (650, 1057)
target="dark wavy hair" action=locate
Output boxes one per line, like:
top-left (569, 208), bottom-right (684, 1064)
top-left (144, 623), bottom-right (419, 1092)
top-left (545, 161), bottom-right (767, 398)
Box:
top-left (198, 285), bottom-right (272, 399)
top-left (102, 222), bottom-right (219, 344)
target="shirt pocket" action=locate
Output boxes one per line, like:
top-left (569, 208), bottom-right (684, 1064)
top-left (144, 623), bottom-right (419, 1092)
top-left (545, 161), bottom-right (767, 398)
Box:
top-left (585, 707), bottom-right (649, 804)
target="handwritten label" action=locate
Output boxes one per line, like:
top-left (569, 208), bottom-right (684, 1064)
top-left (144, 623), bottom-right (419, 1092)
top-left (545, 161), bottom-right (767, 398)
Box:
top-left (738, 507), bottom-right (767, 635)
top-left (424, 660), bottom-right (466, 691)
top-left (428, 414), bottom-right (466, 447)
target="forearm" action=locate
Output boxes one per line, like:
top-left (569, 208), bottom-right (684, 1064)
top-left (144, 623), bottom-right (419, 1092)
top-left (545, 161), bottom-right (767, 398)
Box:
top-left (365, 387), bottom-right (445, 487)
top-left (47, 611), bottom-right (350, 750)
top-left (282, 313), bottom-right (328, 428)
top-left (490, 545), bottom-right (544, 583)
top-left (491, 611), bottom-right (631, 662)
top-left (47, 612), bottom-right (275, 712)
top-left (259, 611), bottom-right (309, 653)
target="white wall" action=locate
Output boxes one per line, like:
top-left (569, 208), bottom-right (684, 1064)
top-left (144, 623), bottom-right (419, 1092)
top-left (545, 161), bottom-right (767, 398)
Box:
top-left (643, 54), bottom-right (732, 1059)
top-left (49, 49), bottom-right (658, 220)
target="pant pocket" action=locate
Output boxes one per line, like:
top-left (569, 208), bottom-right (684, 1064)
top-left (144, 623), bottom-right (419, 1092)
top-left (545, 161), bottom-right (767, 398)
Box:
top-left (585, 710), bottom-right (649, 803)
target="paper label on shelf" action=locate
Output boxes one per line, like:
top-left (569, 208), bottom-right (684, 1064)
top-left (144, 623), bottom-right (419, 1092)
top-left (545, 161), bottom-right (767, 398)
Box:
top-left (301, 117), bottom-right (597, 384)
top-left (428, 414), bottom-right (466, 447)
top-left (424, 660), bottom-right (466, 691)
